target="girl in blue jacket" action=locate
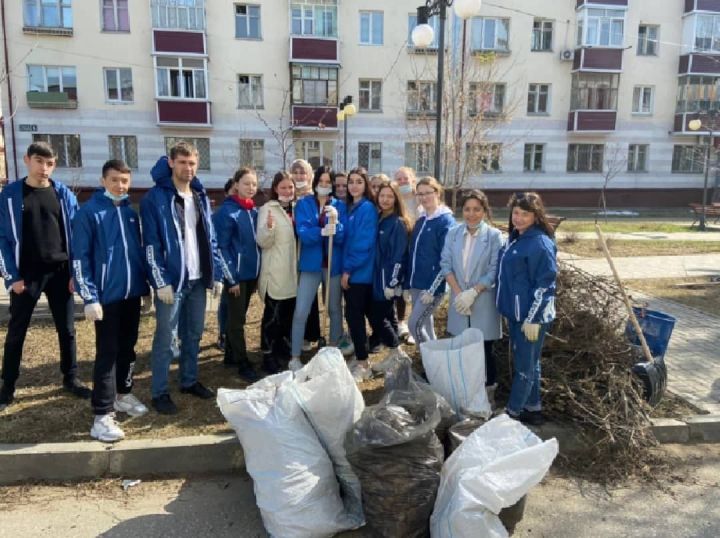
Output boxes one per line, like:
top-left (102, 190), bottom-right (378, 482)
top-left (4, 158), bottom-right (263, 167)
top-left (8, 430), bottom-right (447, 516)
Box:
top-left (213, 167), bottom-right (261, 382)
top-left (290, 166), bottom-right (346, 371)
top-left (496, 192), bottom-right (557, 426)
top-left (404, 177), bottom-right (456, 344)
top-left (341, 168), bottom-right (378, 380)
top-left (72, 160), bottom-right (150, 442)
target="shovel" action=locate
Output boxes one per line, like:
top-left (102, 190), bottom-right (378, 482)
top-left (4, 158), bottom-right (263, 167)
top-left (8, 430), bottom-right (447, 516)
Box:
top-left (318, 211), bottom-right (336, 349)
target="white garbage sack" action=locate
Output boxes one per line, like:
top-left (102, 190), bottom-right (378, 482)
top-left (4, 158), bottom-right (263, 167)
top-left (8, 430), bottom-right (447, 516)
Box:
top-left (430, 415), bottom-right (559, 538)
top-left (217, 348), bottom-right (365, 538)
top-left (420, 328), bottom-right (491, 418)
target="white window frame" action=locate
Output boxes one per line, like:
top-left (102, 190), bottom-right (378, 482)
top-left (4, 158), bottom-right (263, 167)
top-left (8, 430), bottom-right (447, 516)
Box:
top-left (101, 0), bottom-right (129, 32)
top-left (576, 8), bottom-right (625, 48)
top-left (470, 17), bottom-right (510, 52)
top-left (467, 143), bottom-right (502, 174)
top-left (235, 4), bottom-right (261, 39)
top-left (627, 144), bottom-right (648, 173)
top-left (358, 142), bottom-right (382, 173)
top-left (151, 0), bottom-right (205, 31)
top-left (33, 133), bottom-right (82, 168)
top-left (239, 139), bottom-right (265, 172)
top-left (632, 85), bottom-right (654, 115)
top-left (291, 2), bottom-right (337, 38)
top-left (108, 135), bottom-right (138, 169)
top-left (694, 14), bottom-right (720, 53)
top-left (237, 74), bottom-right (263, 109)
top-left (164, 137), bottom-right (211, 170)
top-left (23, 0), bottom-right (72, 29)
top-left (407, 81), bottom-right (437, 114)
top-left (404, 142), bottom-right (434, 174)
top-left (103, 67), bottom-right (133, 103)
top-left (567, 143), bottom-right (604, 173)
top-left (671, 145), bottom-right (704, 173)
top-left (359, 10), bottom-right (383, 45)
top-left (155, 57), bottom-right (208, 100)
top-left (527, 83), bottom-right (550, 115)
top-left (469, 82), bottom-right (505, 117)
top-left (637, 24), bottom-right (658, 56)
top-left (524, 143), bottom-right (544, 172)
top-left (295, 140), bottom-right (335, 169)
top-left (291, 65), bottom-right (338, 105)
top-left (531, 19), bottom-right (553, 51)
top-left (359, 79), bottom-right (382, 112)
top-left (27, 64), bottom-right (77, 96)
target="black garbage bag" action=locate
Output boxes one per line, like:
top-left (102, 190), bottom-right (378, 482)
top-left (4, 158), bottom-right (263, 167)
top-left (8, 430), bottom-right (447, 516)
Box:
top-left (345, 386), bottom-right (445, 538)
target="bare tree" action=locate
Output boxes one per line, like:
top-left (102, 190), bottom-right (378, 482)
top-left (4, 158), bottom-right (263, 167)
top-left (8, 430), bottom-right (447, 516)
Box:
top-left (251, 85), bottom-right (296, 171)
top-left (597, 143), bottom-right (628, 223)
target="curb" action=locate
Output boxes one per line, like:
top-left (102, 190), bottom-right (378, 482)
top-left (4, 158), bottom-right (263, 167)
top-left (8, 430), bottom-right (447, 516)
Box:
top-left (651, 414), bottom-right (720, 443)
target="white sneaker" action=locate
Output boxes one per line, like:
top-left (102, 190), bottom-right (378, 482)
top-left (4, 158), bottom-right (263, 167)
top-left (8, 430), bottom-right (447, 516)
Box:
top-left (398, 322), bottom-right (409, 338)
top-left (114, 393), bottom-right (149, 417)
top-left (171, 336), bottom-right (181, 360)
top-left (405, 333), bottom-right (416, 346)
top-left (350, 361), bottom-right (371, 382)
top-left (338, 337), bottom-right (355, 357)
top-left (288, 357), bottom-right (303, 372)
top-left (90, 413), bottom-right (125, 443)
top-left (302, 340), bottom-right (313, 352)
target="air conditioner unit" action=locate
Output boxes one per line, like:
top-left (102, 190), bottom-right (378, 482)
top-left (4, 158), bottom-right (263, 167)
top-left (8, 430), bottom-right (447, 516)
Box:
top-left (560, 49), bottom-right (575, 62)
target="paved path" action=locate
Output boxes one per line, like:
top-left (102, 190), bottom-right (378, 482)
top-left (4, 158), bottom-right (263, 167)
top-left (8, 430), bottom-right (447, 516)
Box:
top-left (560, 252), bottom-right (720, 279)
top-left (557, 231), bottom-right (720, 242)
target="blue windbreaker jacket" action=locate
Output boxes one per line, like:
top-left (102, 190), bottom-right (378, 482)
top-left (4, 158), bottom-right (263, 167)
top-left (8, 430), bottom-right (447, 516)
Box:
top-left (405, 206), bottom-right (456, 295)
top-left (296, 195), bottom-right (346, 276)
top-left (343, 197), bottom-right (378, 285)
top-left (372, 213), bottom-right (408, 301)
top-left (495, 225), bottom-right (557, 324)
top-left (139, 156), bottom-right (219, 291)
top-left (0, 178), bottom-right (78, 289)
top-left (213, 197), bottom-right (260, 285)
top-left (72, 189), bottom-right (149, 305)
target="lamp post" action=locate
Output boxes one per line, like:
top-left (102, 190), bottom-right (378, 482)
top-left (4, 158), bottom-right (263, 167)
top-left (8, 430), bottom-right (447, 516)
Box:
top-left (337, 95), bottom-right (356, 171)
top-left (411, 0), bottom-right (482, 180)
top-left (689, 115), bottom-right (716, 231)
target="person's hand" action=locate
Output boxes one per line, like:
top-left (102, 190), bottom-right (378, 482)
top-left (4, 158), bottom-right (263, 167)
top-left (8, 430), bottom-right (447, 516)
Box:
top-left (266, 211), bottom-right (274, 230)
top-left (522, 322), bottom-right (541, 342)
top-left (229, 284), bottom-right (241, 297)
top-left (384, 287), bottom-right (395, 300)
top-left (213, 281), bottom-right (224, 298)
top-left (321, 222), bottom-right (336, 236)
top-left (156, 285), bottom-right (174, 305)
top-left (341, 272), bottom-right (350, 290)
top-left (84, 303), bottom-right (103, 322)
top-left (403, 289), bottom-right (412, 303)
top-left (420, 291), bottom-right (434, 305)
top-left (323, 205), bottom-right (338, 222)
top-left (10, 280), bottom-right (25, 295)
top-left (68, 278), bottom-right (75, 294)
top-left (453, 288), bottom-right (478, 314)
top-left (141, 295), bottom-right (153, 314)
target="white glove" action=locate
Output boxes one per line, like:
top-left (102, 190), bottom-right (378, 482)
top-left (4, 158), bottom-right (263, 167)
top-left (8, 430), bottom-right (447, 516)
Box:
top-left (321, 223), bottom-right (336, 236)
top-left (522, 322), bottom-right (541, 342)
top-left (84, 303), bottom-right (103, 322)
top-left (384, 287), bottom-right (395, 300)
top-left (323, 205), bottom-right (338, 222)
top-left (212, 281), bottom-right (224, 298)
top-left (453, 288), bottom-right (478, 314)
top-left (403, 289), bottom-right (412, 302)
top-left (420, 291), bottom-right (434, 305)
top-left (156, 285), bottom-right (175, 305)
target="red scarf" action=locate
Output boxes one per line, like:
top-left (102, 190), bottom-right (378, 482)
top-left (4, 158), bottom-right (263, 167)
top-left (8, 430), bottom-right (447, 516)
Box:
top-left (231, 195), bottom-right (255, 210)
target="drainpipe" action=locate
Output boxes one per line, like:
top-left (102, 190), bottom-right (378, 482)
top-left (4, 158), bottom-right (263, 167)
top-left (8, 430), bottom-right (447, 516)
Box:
top-left (1, 0), bottom-right (19, 181)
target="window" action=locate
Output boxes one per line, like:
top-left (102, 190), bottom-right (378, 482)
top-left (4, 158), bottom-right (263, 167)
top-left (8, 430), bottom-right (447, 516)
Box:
top-left (672, 146), bottom-right (704, 173)
top-left (23, 0), bottom-right (72, 29)
top-left (527, 83), bottom-right (550, 114)
top-left (359, 79), bottom-right (382, 112)
top-left (676, 75), bottom-right (720, 113)
top-left (104, 68), bottom-right (133, 103)
top-left (404, 142), bottom-right (434, 174)
top-left (467, 143), bottom-right (502, 174)
top-left (291, 2), bottom-right (337, 37)
top-left (468, 82), bottom-right (505, 116)
top-left (637, 25), bottom-right (658, 56)
top-left (291, 65), bottom-right (337, 105)
top-left (627, 144), bottom-right (648, 173)
top-left (295, 140), bottom-right (334, 169)
top-left (408, 14), bottom-right (440, 49)
top-left (109, 135), bottom-right (138, 169)
top-left (407, 81), bottom-right (437, 115)
top-left (32, 134), bottom-right (81, 168)
top-left (571, 73), bottom-right (619, 110)
top-left (471, 17), bottom-right (510, 52)
top-left (695, 14), bottom-right (720, 53)
top-left (235, 4), bottom-right (260, 39)
top-left (524, 144), bottom-right (544, 172)
top-left (27, 65), bottom-right (77, 99)
top-left (358, 142), bottom-right (382, 173)
top-left (238, 75), bottom-right (263, 108)
top-left (532, 19), bottom-right (553, 51)
top-left (360, 11), bottom-right (383, 45)
top-left (567, 144), bottom-right (604, 173)
top-left (239, 139), bottom-right (264, 171)
top-left (632, 86), bottom-right (654, 114)
top-left (577, 8), bottom-right (624, 47)
top-left (155, 57), bottom-right (207, 99)
top-left (151, 0), bottom-right (204, 30)
top-left (102, 0), bottom-right (129, 32)
top-left (164, 137), bottom-right (210, 170)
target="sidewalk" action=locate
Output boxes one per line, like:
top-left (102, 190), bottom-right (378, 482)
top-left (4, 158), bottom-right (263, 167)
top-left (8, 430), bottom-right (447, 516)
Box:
top-left (557, 231), bottom-right (720, 242)
top-left (559, 252), bottom-right (720, 279)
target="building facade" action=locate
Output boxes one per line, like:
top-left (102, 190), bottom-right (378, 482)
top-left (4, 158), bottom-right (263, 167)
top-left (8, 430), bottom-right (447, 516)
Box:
top-left (1, 0), bottom-right (718, 205)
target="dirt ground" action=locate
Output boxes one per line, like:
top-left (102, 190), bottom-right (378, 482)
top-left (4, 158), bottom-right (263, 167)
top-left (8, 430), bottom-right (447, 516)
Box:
top-left (626, 277), bottom-right (720, 317)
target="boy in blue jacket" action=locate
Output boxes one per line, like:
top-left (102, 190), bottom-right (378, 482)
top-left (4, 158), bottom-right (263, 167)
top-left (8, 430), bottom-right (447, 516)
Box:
top-left (0, 142), bottom-right (90, 411)
top-left (72, 160), bottom-right (150, 441)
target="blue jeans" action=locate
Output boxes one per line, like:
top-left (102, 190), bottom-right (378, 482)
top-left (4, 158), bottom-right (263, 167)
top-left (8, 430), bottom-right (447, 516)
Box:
top-left (506, 320), bottom-right (548, 415)
top-left (291, 270), bottom-right (342, 357)
top-left (151, 279), bottom-right (207, 398)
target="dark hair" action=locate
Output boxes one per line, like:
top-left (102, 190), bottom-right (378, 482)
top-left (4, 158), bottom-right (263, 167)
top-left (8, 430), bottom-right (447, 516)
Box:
top-left (376, 181), bottom-right (412, 234)
top-left (346, 167), bottom-right (375, 205)
top-left (223, 178), bottom-right (235, 194)
top-left (232, 167), bottom-right (256, 183)
top-left (270, 171), bottom-right (294, 201)
top-left (461, 189), bottom-right (494, 227)
top-left (26, 141), bottom-right (55, 159)
top-left (507, 191), bottom-right (554, 238)
top-left (312, 165), bottom-right (335, 194)
top-left (101, 159), bottom-right (131, 177)
top-left (169, 141), bottom-right (198, 160)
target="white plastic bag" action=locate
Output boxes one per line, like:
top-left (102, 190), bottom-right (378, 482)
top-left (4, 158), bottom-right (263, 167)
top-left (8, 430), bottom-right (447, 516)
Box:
top-left (430, 415), bottom-right (559, 538)
top-left (420, 328), bottom-right (491, 418)
top-left (217, 362), bottom-right (359, 538)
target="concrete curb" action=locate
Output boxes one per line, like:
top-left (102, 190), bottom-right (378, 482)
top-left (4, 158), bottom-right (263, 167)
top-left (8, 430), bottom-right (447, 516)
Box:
top-left (651, 414), bottom-right (720, 443)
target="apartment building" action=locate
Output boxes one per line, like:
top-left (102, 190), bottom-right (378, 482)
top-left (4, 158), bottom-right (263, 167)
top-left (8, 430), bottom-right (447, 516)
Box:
top-left (0, 0), bottom-right (717, 205)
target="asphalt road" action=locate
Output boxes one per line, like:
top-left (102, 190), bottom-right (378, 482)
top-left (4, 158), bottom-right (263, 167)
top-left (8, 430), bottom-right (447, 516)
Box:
top-left (0, 445), bottom-right (718, 538)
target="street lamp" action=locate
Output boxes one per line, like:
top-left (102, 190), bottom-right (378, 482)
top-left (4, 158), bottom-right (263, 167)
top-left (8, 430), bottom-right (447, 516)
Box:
top-left (412, 0), bottom-right (482, 180)
top-left (689, 114), bottom-right (716, 231)
top-left (337, 95), bottom-right (356, 171)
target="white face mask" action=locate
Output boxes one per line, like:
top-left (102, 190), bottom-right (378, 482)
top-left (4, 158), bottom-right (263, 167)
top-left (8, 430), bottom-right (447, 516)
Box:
top-left (316, 186), bottom-right (332, 196)
top-left (278, 195), bottom-right (293, 203)
top-left (295, 181), bottom-right (308, 190)
top-left (398, 184), bottom-right (413, 195)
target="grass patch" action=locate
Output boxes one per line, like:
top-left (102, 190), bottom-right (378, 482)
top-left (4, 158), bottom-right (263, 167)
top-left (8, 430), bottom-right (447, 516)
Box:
top-left (558, 239), bottom-right (720, 258)
top-left (626, 277), bottom-right (720, 317)
top-left (560, 220), bottom-right (719, 234)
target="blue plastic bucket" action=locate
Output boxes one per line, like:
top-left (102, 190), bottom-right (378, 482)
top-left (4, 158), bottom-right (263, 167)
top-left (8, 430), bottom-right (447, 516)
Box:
top-left (625, 308), bottom-right (676, 359)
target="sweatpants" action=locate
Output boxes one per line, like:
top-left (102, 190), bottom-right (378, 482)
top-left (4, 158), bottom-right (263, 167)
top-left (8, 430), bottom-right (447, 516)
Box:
top-left (407, 288), bottom-right (443, 345)
top-left (343, 283), bottom-right (373, 361)
top-left (261, 294), bottom-right (295, 360)
top-left (369, 299), bottom-right (399, 349)
top-left (225, 280), bottom-right (256, 365)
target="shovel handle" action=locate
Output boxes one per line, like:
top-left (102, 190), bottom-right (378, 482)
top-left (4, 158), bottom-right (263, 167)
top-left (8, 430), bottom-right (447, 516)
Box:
top-left (321, 213), bottom-right (335, 344)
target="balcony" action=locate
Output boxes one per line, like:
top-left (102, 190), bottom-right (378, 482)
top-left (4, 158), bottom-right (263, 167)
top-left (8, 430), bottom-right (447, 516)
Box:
top-left (156, 100), bottom-right (211, 127)
top-left (290, 36), bottom-right (339, 64)
top-left (153, 30), bottom-right (206, 55)
top-left (567, 110), bottom-right (617, 132)
top-left (576, 0), bottom-right (627, 5)
top-left (679, 53), bottom-right (720, 75)
top-left (684, 0), bottom-right (720, 13)
top-left (26, 91), bottom-right (77, 109)
top-left (572, 48), bottom-right (623, 72)
top-left (673, 111), bottom-right (720, 134)
top-left (291, 105), bottom-right (338, 130)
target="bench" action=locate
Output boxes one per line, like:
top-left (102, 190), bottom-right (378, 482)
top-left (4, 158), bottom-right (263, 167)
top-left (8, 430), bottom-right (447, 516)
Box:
top-left (689, 203), bottom-right (720, 227)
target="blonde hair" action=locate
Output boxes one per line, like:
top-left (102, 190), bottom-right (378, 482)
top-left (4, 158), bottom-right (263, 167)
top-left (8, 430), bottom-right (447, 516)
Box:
top-left (393, 166), bottom-right (416, 185)
top-left (290, 158), bottom-right (312, 177)
top-left (371, 173), bottom-right (390, 184)
top-left (416, 176), bottom-right (444, 201)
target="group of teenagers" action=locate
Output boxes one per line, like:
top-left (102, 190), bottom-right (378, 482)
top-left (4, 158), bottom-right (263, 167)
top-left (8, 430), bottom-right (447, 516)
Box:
top-left (0, 139), bottom-right (557, 444)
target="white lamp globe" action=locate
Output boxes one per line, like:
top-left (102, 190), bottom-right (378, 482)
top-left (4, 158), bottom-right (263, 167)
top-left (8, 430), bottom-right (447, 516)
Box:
top-left (412, 23), bottom-right (435, 48)
top-left (344, 103), bottom-right (357, 116)
top-left (688, 119), bottom-right (702, 131)
top-left (454, 0), bottom-right (482, 19)
top-left (337, 110), bottom-right (345, 121)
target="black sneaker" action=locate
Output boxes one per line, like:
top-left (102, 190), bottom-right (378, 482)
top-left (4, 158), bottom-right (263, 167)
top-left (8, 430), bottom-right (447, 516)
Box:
top-left (262, 356), bottom-right (281, 375)
top-left (180, 382), bottom-right (214, 400)
top-left (63, 378), bottom-right (91, 399)
top-left (518, 410), bottom-right (545, 427)
top-left (0, 384), bottom-right (15, 411)
top-left (152, 393), bottom-right (178, 415)
top-left (238, 363), bottom-right (261, 383)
